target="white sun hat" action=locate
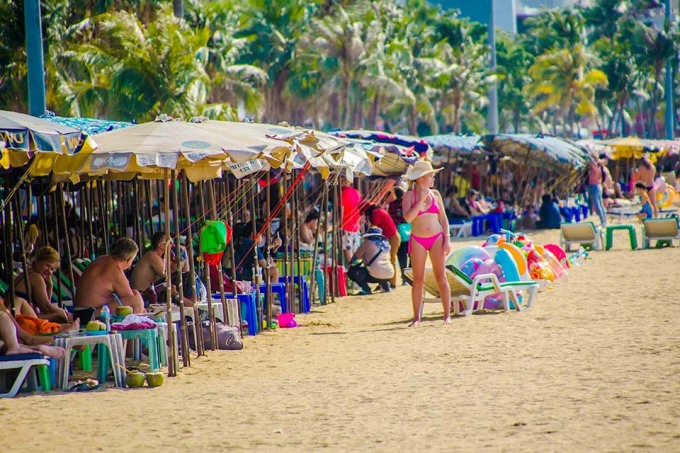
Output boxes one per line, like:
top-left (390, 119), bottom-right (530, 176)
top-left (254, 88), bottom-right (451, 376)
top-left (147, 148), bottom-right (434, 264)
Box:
top-left (405, 160), bottom-right (443, 181)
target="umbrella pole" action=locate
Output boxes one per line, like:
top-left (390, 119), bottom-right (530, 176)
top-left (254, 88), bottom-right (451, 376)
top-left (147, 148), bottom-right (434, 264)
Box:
top-left (143, 180), bottom-right (153, 238)
top-left (13, 194), bottom-right (32, 305)
top-left (133, 179), bottom-right (143, 250)
top-left (59, 184), bottom-right (76, 301)
top-left (4, 181), bottom-right (16, 315)
top-left (249, 180), bottom-right (262, 327)
top-left (198, 182), bottom-right (215, 350)
top-left (206, 180), bottom-right (226, 349)
top-left (51, 190), bottom-right (63, 308)
top-left (39, 191), bottom-right (49, 249)
top-left (331, 179), bottom-right (339, 302)
top-left (282, 175), bottom-right (293, 310)
top-left (171, 171), bottom-right (190, 368)
top-left (163, 172), bottom-right (177, 377)
top-left (225, 175), bottom-right (242, 338)
top-left (216, 176), bottom-right (230, 329)
top-left (181, 178), bottom-right (204, 357)
top-left (309, 178), bottom-right (325, 306)
top-left (294, 176), bottom-right (304, 312)
top-left (265, 171), bottom-right (273, 329)
top-left (98, 182), bottom-right (109, 254)
top-left (82, 184), bottom-right (92, 259)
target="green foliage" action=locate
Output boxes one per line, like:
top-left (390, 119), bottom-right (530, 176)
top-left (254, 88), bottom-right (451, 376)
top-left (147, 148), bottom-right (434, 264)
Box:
top-left (1, 0), bottom-right (679, 138)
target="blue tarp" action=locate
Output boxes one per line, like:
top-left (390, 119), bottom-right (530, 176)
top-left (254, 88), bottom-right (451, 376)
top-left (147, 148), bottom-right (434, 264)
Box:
top-left (42, 115), bottom-right (133, 136)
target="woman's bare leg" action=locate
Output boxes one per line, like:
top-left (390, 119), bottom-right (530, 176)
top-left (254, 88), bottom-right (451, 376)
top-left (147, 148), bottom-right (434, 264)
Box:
top-left (428, 235), bottom-right (451, 324)
top-left (409, 240), bottom-right (428, 327)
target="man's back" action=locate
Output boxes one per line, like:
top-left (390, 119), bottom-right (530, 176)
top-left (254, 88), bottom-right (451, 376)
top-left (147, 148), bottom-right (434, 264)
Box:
top-left (75, 256), bottom-right (118, 308)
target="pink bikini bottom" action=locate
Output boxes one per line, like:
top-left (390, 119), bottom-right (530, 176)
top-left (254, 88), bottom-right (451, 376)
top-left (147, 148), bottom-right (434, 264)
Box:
top-left (409, 231), bottom-right (443, 253)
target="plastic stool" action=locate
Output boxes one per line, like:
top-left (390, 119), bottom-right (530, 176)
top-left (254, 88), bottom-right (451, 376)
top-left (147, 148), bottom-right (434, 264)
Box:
top-left (54, 334), bottom-right (125, 389)
top-left (79, 345), bottom-right (92, 372)
top-left (604, 224), bottom-right (637, 250)
top-left (119, 328), bottom-right (160, 371)
top-left (156, 322), bottom-right (179, 370)
top-left (226, 292), bottom-right (258, 335)
top-left (471, 214), bottom-right (501, 236)
top-left (314, 267), bottom-right (326, 305)
top-left (278, 276), bottom-right (310, 313)
top-left (259, 282), bottom-right (287, 313)
top-left (324, 266), bottom-right (347, 297)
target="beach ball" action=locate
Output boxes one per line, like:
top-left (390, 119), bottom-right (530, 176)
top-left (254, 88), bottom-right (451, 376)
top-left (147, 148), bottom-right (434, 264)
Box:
top-left (447, 245), bottom-right (491, 269)
top-left (460, 258), bottom-right (483, 277)
top-left (483, 234), bottom-right (502, 247)
top-left (474, 259), bottom-right (505, 282)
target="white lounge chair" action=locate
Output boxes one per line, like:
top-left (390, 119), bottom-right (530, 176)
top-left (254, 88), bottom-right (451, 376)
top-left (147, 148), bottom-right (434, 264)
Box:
top-left (560, 221), bottom-right (602, 252)
top-left (0, 353), bottom-right (50, 398)
top-left (403, 265), bottom-right (538, 317)
top-left (641, 218), bottom-right (680, 248)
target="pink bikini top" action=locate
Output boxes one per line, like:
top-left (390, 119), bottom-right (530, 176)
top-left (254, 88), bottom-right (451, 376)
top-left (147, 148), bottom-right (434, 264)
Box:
top-left (416, 191), bottom-right (440, 216)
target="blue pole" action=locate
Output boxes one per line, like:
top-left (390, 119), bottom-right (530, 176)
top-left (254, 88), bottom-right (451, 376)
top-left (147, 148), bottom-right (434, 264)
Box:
top-left (24, 0), bottom-right (46, 117)
top-left (664, 0), bottom-right (674, 139)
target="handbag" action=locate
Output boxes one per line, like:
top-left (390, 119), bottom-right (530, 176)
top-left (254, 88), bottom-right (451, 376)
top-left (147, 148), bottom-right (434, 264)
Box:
top-left (397, 223), bottom-right (411, 242)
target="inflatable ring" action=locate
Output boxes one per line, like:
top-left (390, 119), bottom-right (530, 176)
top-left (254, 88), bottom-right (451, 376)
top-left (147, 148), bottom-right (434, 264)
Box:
top-left (498, 242), bottom-right (527, 276)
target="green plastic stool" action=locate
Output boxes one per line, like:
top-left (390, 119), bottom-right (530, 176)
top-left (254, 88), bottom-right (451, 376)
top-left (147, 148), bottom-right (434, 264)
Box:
top-left (120, 329), bottom-right (160, 371)
top-left (604, 224), bottom-right (638, 250)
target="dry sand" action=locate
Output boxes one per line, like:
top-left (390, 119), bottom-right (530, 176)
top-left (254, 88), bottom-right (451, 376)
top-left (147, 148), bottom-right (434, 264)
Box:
top-left (2, 228), bottom-right (680, 452)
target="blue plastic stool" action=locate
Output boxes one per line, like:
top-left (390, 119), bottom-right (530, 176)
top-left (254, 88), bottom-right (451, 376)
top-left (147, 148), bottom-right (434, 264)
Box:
top-left (258, 282), bottom-right (288, 314)
top-left (119, 328), bottom-right (160, 371)
top-left (279, 276), bottom-right (311, 313)
top-left (471, 214), bottom-right (501, 236)
top-left (226, 291), bottom-right (258, 335)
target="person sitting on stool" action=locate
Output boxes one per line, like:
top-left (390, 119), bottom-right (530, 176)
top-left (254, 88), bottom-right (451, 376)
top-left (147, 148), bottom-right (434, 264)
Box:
top-left (347, 227), bottom-right (394, 295)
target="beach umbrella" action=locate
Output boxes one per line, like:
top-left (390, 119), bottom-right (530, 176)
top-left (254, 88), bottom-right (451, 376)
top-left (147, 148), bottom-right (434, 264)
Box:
top-left (483, 133), bottom-right (588, 168)
top-left (600, 136), bottom-right (662, 160)
top-left (36, 116), bottom-right (300, 181)
top-left (421, 134), bottom-right (486, 165)
top-left (0, 110), bottom-right (96, 169)
top-left (331, 130), bottom-right (431, 155)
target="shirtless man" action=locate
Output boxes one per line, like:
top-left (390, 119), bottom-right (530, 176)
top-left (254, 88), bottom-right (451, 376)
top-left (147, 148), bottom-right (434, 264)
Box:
top-left (73, 237), bottom-right (144, 324)
top-left (130, 232), bottom-right (166, 305)
top-left (637, 156), bottom-right (658, 217)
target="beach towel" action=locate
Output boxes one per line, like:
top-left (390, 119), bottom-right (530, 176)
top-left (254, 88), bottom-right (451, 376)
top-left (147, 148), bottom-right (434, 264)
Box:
top-left (111, 314), bottom-right (156, 331)
top-left (15, 314), bottom-right (60, 334)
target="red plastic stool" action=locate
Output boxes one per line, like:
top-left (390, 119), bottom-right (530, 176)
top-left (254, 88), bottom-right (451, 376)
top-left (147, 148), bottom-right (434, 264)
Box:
top-left (325, 266), bottom-right (347, 297)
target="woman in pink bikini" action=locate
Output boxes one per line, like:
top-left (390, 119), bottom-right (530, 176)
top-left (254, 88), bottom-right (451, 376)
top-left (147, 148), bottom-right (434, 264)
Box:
top-left (402, 160), bottom-right (451, 326)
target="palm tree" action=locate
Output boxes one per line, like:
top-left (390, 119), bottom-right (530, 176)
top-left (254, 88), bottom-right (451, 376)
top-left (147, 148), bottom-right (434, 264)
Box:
top-left (526, 44), bottom-right (608, 137)
top-left (496, 31), bottom-right (534, 133)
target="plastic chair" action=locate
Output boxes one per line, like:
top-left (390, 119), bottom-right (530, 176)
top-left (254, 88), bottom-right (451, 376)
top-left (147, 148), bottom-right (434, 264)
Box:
top-left (0, 353), bottom-right (51, 397)
top-left (559, 221), bottom-right (602, 252)
top-left (641, 218), bottom-right (680, 248)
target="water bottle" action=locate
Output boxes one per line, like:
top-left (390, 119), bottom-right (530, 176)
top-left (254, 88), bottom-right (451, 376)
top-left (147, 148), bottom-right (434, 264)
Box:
top-left (101, 305), bottom-right (111, 331)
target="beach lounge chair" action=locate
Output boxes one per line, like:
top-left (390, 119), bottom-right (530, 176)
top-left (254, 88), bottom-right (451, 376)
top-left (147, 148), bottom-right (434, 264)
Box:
top-left (641, 218), bottom-right (680, 248)
top-left (402, 265), bottom-right (538, 317)
top-left (559, 221), bottom-right (602, 252)
top-left (0, 353), bottom-right (51, 398)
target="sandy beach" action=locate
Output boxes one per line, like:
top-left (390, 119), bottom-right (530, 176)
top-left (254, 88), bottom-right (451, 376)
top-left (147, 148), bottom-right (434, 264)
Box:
top-left (1, 228), bottom-right (679, 452)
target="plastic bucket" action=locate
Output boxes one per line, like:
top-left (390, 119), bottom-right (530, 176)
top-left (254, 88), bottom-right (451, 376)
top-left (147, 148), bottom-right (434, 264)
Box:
top-left (277, 312), bottom-right (297, 328)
